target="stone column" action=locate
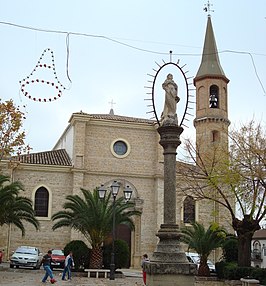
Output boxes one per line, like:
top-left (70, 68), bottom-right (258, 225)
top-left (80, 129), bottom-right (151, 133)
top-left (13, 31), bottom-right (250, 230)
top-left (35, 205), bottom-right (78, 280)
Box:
top-left (145, 123), bottom-right (196, 286)
top-left (159, 124), bottom-right (180, 224)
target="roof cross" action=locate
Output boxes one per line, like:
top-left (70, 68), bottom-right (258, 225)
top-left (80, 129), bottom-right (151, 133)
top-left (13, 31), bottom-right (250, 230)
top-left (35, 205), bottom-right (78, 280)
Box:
top-left (109, 99), bottom-right (116, 109)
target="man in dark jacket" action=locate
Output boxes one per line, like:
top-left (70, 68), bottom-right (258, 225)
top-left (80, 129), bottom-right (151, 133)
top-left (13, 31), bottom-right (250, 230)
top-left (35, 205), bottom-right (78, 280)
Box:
top-left (41, 250), bottom-right (56, 283)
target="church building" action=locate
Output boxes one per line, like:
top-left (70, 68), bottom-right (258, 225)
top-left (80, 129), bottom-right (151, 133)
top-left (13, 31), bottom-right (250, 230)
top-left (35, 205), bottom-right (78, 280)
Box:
top-left (0, 15), bottom-right (231, 268)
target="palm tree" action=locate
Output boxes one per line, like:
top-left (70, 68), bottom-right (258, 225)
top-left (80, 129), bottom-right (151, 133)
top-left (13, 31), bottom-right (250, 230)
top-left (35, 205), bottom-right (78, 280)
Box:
top-left (52, 188), bottom-right (140, 269)
top-left (181, 222), bottom-right (226, 276)
top-left (0, 174), bottom-right (39, 235)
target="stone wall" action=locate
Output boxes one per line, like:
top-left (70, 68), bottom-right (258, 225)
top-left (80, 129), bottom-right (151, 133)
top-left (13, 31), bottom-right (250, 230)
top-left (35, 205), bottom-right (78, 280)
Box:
top-left (0, 164), bottom-right (73, 255)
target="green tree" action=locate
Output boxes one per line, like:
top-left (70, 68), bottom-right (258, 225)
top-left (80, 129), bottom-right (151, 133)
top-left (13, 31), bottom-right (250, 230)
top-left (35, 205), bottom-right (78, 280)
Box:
top-left (0, 99), bottom-right (29, 161)
top-left (0, 174), bottom-right (39, 235)
top-left (181, 222), bottom-right (226, 277)
top-left (178, 120), bottom-right (266, 267)
top-left (52, 188), bottom-right (140, 269)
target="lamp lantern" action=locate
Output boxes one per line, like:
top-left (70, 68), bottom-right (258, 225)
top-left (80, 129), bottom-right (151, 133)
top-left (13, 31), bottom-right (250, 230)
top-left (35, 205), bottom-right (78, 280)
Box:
top-left (124, 185), bottom-right (133, 202)
top-left (98, 184), bottom-right (107, 199)
top-left (98, 180), bottom-right (133, 280)
top-left (111, 180), bottom-right (120, 197)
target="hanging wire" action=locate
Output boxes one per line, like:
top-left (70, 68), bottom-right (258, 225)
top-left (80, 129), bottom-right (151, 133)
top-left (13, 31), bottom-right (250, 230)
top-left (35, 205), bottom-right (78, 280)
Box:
top-left (65, 33), bottom-right (72, 83)
top-left (0, 21), bottom-right (265, 96)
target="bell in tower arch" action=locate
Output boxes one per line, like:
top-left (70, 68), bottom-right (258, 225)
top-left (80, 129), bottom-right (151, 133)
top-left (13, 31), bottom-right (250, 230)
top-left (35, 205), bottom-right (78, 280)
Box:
top-left (209, 84), bottom-right (219, 108)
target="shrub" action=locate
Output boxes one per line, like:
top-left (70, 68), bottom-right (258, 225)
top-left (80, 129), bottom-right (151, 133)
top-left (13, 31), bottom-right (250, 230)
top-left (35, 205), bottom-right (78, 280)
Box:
top-left (64, 240), bottom-right (91, 271)
top-left (223, 263), bottom-right (251, 280)
top-left (103, 239), bottom-right (130, 270)
top-left (222, 235), bottom-right (238, 262)
top-left (215, 260), bottom-right (227, 279)
top-left (216, 235), bottom-right (238, 279)
top-left (216, 261), bottom-right (266, 285)
top-left (251, 268), bottom-right (266, 285)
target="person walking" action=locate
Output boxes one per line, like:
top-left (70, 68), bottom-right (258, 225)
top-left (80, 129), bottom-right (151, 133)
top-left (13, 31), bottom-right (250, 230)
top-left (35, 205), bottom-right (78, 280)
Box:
top-left (62, 251), bottom-right (74, 281)
top-left (41, 250), bottom-right (56, 284)
top-left (141, 254), bottom-right (149, 286)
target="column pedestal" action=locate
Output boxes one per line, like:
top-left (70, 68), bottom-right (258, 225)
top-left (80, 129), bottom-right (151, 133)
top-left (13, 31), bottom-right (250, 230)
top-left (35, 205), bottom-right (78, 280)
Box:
top-left (145, 224), bottom-right (196, 286)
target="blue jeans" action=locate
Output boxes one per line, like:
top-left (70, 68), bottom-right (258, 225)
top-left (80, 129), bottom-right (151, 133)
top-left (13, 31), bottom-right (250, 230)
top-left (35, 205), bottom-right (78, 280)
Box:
top-left (42, 265), bottom-right (54, 282)
top-left (62, 265), bottom-right (71, 280)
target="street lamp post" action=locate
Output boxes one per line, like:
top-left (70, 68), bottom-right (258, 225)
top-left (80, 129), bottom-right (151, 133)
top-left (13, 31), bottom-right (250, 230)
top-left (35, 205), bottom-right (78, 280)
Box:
top-left (98, 181), bottom-right (133, 280)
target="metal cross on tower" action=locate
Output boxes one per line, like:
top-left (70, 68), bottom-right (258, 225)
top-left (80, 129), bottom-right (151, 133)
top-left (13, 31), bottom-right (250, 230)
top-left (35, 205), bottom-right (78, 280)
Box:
top-left (203, 0), bottom-right (214, 15)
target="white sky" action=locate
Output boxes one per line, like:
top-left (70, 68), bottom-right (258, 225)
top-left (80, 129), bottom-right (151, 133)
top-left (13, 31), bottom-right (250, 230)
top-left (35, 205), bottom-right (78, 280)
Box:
top-left (1, 0), bottom-right (265, 153)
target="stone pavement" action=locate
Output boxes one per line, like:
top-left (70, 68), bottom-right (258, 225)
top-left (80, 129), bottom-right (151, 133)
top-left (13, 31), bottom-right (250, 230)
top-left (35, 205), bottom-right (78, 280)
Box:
top-left (0, 263), bottom-right (144, 286)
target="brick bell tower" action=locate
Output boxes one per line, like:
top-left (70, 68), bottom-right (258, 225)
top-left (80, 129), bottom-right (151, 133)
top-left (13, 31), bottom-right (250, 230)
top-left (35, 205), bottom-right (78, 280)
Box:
top-left (194, 15), bottom-right (230, 165)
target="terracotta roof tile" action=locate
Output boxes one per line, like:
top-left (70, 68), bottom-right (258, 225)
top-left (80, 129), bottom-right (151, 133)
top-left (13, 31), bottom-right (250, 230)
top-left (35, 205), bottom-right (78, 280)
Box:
top-left (13, 149), bottom-right (72, 166)
top-left (253, 229), bottom-right (266, 239)
top-left (73, 112), bottom-right (156, 125)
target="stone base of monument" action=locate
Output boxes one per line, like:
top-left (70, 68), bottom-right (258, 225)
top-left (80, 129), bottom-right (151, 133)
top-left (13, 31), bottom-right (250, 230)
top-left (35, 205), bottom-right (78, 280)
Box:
top-left (146, 262), bottom-right (196, 286)
top-left (144, 224), bottom-right (197, 286)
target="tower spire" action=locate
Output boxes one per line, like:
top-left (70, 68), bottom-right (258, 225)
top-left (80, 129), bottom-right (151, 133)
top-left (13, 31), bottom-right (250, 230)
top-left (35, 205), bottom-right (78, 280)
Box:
top-left (193, 14), bottom-right (230, 167)
top-left (194, 16), bottom-right (228, 83)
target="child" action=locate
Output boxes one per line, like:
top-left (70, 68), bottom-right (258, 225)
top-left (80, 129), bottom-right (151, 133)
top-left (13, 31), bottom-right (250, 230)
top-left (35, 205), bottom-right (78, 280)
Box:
top-left (62, 251), bottom-right (74, 281)
top-left (141, 254), bottom-right (149, 286)
top-left (41, 250), bottom-right (56, 284)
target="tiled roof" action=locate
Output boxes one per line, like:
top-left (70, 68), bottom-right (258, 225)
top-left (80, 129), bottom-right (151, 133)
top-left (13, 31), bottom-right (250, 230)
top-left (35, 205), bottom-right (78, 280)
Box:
top-left (253, 229), bottom-right (266, 239)
top-left (73, 112), bottom-right (156, 125)
top-left (12, 149), bottom-right (72, 166)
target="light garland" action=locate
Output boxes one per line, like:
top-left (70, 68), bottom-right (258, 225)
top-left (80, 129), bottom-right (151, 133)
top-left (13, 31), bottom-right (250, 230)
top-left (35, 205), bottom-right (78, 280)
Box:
top-left (19, 48), bottom-right (66, 102)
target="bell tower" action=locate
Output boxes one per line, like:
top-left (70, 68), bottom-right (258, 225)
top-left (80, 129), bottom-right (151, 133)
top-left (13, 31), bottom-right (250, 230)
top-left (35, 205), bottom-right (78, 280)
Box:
top-left (194, 15), bottom-right (230, 164)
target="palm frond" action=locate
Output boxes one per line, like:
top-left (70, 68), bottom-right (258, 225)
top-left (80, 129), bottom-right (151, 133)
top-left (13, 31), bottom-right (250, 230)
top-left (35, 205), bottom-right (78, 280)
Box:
top-left (52, 188), bottom-right (140, 248)
top-left (0, 175), bottom-right (39, 235)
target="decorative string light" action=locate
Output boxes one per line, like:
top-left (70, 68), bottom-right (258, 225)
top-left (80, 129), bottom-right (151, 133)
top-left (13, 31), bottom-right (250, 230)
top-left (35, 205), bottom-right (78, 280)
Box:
top-left (19, 48), bottom-right (66, 102)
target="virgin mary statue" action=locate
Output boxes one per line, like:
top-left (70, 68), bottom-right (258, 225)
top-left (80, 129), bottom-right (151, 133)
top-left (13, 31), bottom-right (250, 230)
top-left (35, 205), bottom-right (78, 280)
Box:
top-left (160, 73), bottom-right (179, 124)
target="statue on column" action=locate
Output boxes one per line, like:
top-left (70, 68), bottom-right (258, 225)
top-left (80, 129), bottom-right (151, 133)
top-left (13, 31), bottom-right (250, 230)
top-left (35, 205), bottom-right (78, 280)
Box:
top-left (160, 73), bottom-right (179, 125)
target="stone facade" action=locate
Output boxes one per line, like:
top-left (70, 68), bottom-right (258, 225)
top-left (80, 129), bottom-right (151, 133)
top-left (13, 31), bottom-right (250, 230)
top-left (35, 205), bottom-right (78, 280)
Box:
top-left (0, 110), bottom-right (231, 267)
top-left (0, 111), bottom-right (231, 268)
top-left (0, 116), bottom-right (164, 267)
top-left (0, 16), bottom-right (233, 269)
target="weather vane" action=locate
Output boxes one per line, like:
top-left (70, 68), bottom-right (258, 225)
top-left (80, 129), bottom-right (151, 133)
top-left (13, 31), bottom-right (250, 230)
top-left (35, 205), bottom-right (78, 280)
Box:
top-left (203, 0), bottom-right (214, 15)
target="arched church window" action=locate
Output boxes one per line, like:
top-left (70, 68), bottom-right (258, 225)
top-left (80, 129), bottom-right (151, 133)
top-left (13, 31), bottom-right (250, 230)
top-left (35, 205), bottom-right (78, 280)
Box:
top-left (253, 241), bottom-right (261, 251)
top-left (183, 196), bottom-right (195, 224)
top-left (209, 85), bottom-right (219, 108)
top-left (34, 187), bottom-right (49, 217)
top-left (263, 244), bottom-right (266, 256)
top-left (252, 240), bottom-right (262, 260)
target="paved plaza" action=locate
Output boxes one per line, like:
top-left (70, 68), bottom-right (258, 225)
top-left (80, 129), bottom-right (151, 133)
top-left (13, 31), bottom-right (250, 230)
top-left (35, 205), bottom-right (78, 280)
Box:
top-left (0, 263), bottom-right (144, 286)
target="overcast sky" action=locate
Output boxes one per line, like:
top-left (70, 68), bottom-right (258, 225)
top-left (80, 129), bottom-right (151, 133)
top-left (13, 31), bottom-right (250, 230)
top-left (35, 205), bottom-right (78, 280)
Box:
top-left (1, 0), bottom-right (265, 154)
